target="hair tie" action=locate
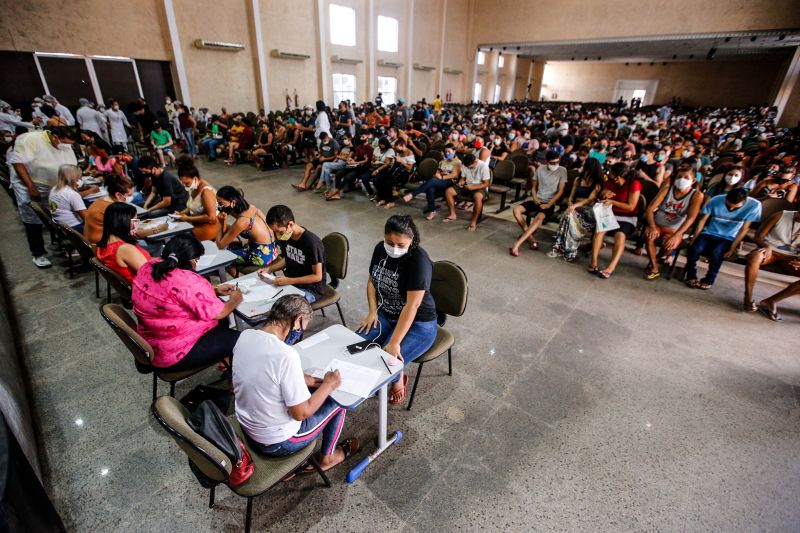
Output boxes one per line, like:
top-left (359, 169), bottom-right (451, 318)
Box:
top-left (168, 253), bottom-right (178, 263)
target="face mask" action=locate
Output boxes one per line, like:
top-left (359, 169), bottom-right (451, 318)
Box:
top-left (124, 194), bottom-right (134, 203)
top-left (494, 138), bottom-right (502, 146)
top-left (3, 135), bottom-right (12, 143)
top-left (474, 141), bottom-right (482, 149)
top-left (185, 178), bottom-right (198, 192)
top-left (767, 168), bottom-right (778, 175)
top-left (284, 327), bottom-right (303, 346)
top-left (112, 105), bottom-right (119, 111)
top-left (304, 110), bottom-right (311, 115)
top-left (507, 133), bottom-right (516, 140)
top-left (451, 133), bottom-right (459, 140)
top-left (724, 174), bottom-right (741, 185)
top-left (277, 227), bottom-right (293, 240)
top-left (57, 143), bottom-right (72, 151)
top-left (640, 154), bottom-right (648, 162)
top-left (547, 163), bottom-right (558, 171)
top-left (445, 152), bottom-right (454, 160)
top-left (656, 154), bottom-right (665, 162)
top-left (682, 152), bottom-right (692, 158)
top-left (674, 177), bottom-right (692, 190)
top-left (524, 133), bottom-right (531, 139)
top-left (384, 242), bottom-right (409, 259)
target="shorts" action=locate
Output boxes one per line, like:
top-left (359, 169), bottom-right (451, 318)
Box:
top-left (760, 249), bottom-right (800, 275)
top-left (606, 221), bottom-right (636, 237)
top-left (520, 201), bottom-right (555, 220)
top-left (455, 185), bottom-right (488, 201)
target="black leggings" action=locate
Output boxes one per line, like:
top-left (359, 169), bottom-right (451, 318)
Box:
top-left (166, 320), bottom-right (241, 372)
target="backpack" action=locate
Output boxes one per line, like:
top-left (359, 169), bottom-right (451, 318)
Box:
top-left (186, 400), bottom-right (254, 488)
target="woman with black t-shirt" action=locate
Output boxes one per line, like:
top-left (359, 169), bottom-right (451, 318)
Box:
top-left (356, 215), bottom-right (437, 405)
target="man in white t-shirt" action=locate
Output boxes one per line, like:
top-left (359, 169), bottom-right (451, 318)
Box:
top-left (9, 127), bottom-right (78, 268)
top-left (232, 295), bottom-right (359, 471)
top-left (443, 153), bottom-right (491, 231)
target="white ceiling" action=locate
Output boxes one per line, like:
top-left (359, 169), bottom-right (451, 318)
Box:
top-left (480, 29), bottom-right (800, 63)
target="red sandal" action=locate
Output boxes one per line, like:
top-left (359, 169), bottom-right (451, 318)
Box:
top-left (389, 374), bottom-right (409, 405)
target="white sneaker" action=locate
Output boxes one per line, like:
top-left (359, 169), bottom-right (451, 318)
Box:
top-left (32, 256), bottom-right (52, 268)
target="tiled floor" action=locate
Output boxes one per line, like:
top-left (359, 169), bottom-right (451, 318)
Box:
top-left (2, 161), bottom-right (800, 532)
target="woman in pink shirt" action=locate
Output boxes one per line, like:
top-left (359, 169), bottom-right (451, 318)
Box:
top-left (132, 234), bottom-right (243, 370)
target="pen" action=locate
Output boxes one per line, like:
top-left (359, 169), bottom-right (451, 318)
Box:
top-left (272, 288), bottom-right (284, 299)
top-left (380, 354), bottom-right (391, 375)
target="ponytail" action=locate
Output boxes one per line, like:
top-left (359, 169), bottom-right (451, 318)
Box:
top-left (384, 214), bottom-right (420, 250)
top-left (151, 234), bottom-right (204, 281)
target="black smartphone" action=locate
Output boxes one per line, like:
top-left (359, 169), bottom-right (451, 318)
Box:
top-left (346, 340), bottom-right (371, 355)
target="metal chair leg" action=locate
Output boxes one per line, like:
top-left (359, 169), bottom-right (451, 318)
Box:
top-left (406, 362), bottom-right (424, 411)
top-left (245, 497), bottom-right (253, 533)
top-left (169, 381), bottom-right (176, 397)
top-left (95, 270), bottom-right (100, 298)
top-left (208, 486), bottom-right (215, 508)
top-left (308, 455), bottom-right (332, 487)
top-left (106, 280), bottom-right (111, 303)
top-left (335, 302), bottom-right (347, 327)
top-left (448, 348), bottom-right (452, 376)
top-left (320, 307), bottom-right (326, 317)
top-left (152, 374), bottom-right (158, 401)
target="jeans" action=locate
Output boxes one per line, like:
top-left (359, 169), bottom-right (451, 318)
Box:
top-left (299, 288), bottom-right (317, 304)
top-left (320, 160), bottom-right (347, 189)
top-left (358, 168), bottom-right (376, 195)
top-left (358, 312), bottom-right (438, 383)
top-left (182, 128), bottom-right (197, 156)
top-left (411, 178), bottom-right (454, 212)
top-left (685, 233), bottom-right (732, 285)
top-left (130, 190), bottom-right (147, 207)
top-left (335, 168), bottom-right (364, 191)
top-left (164, 320), bottom-right (241, 372)
top-left (12, 181), bottom-right (49, 257)
top-left (202, 138), bottom-right (222, 160)
top-left (249, 397), bottom-right (345, 457)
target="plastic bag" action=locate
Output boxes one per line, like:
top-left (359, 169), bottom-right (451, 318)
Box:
top-left (593, 203), bottom-right (620, 232)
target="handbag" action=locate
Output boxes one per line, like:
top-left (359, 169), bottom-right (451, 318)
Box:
top-left (593, 203), bottom-right (620, 232)
top-left (187, 400), bottom-right (254, 487)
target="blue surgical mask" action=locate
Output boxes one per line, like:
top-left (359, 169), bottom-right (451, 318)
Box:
top-left (284, 327), bottom-right (303, 346)
top-left (640, 154), bottom-right (648, 162)
top-left (445, 152), bottom-right (454, 160)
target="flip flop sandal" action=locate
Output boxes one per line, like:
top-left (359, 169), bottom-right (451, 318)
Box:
top-left (299, 438), bottom-right (362, 474)
top-left (528, 241), bottom-right (540, 250)
top-left (587, 266), bottom-right (600, 275)
top-left (597, 270), bottom-right (614, 279)
top-left (695, 281), bottom-right (712, 290)
top-left (326, 195), bottom-right (342, 201)
top-left (389, 374), bottom-right (409, 405)
top-left (743, 301), bottom-right (757, 313)
top-left (644, 270), bottom-right (661, 280)
top-left (685, 278), bottom-right (700, 288)
top-left (756, 304), bottom-right (782, 322)
top-left (443, 216), bottom-right (457, 223)
top-left (509, 247), bottom-right (519, 257)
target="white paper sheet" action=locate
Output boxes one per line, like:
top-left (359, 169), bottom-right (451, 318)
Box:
top-left (196, 255), bottom-right (216, 268)
top-left (324, 358), bottom-right (383, 398)
top-left (241, 285), bottom-right (278, 302)
top-left (295, 332), bottom-right (330, 350)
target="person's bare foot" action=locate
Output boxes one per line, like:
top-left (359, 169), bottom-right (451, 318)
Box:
top-left (443, 215), bottom-right (457, 222)
top-left (467, 224), bottom-right (477, 232)
top-left (384, 202), bottom-right (395, 209)
top-left (425, 211), bottom-right (437, 220)
top-left (402, 193), bottom-right (412, 203)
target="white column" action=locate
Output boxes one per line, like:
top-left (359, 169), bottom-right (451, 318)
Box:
top-left (471, 50), bottom-right (478, 102)
top-left (251, 0), bottom-right (270, 111)
top-left (774, 46), bottom-right (800, 125)
top-left (367, 0), bottom-right (375, 102)
top-left (436, 0), bottom-right (448, 98)
top-left (317, 0), bottom-right (329, 102)
top-left (163, 0), bottom-right (191, 106)
top-left (405, 0), bottom-right (414, 100)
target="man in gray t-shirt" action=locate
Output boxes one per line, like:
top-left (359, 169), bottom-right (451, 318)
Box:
top-left (510, 151), bottom-right (567, 254)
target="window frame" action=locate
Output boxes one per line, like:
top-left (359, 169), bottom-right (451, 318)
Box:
top-left (376, 15), bottom-right (399, 53)
top-left (332, 72), bottom-right (356, 107)
top-left (497, 55), bottom-right (504, 68)
top-left (477, 51), bottom-right (485, 65)
top-left (378, 76), bottom-right (397, 106)
top-left (329, 4), bottom-right (356, 47)
top-left (473, 82), bottom-right (482, 102)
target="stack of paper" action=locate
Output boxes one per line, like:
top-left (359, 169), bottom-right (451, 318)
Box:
top-left (324, 359), bottom-right (383, 398)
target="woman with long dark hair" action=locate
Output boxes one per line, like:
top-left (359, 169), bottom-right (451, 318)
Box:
top-left (215, 185), bottom-right (279, 274)
top-left (549, 157), bottom-right (604, 262)
top-left (132, 234), bottom-right (243, 370)
top-left (173, 158), bottom-right (218, 241)
top-left (95, 202), bottom-right (151, 283)
top-left (356, 215), bottom-right (437, 405)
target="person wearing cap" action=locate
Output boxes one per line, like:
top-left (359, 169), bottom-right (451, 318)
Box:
top-left (392, 97), bottom-right (409, 130)
top-left (42, 95), bottom-right (75, 126)
top-left (31, 98), bottom-right (48, 127)
top-left (9, 126), bottom-right (79, 268)
top-left (76, 98), bottom-right (108, 141)
top-left (0, 100), bottom-right (38, 133)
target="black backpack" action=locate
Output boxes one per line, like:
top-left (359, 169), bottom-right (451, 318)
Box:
top-left (186, 400), bottom-right (245, 488)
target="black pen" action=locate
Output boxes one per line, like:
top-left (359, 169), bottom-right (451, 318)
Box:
top-left (272, 288), bottom-right (284, 299)
top-left (380, 354), bottom-right (391, 375)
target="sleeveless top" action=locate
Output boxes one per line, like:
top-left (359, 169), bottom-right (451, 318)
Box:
top-left (765, 211), bottom-right (800, 256)
top-left (187, 185), bottom-right (216, 216)
top-left (96, 240), bottom-right (152, 283)
top-left (654, 186), bottom-right (696, 229)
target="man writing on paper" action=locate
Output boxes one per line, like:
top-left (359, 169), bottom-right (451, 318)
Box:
top-left (232, 295), bottom-right (360, 472)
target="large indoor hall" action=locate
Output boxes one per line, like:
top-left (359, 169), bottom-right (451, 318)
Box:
top-left (0, 1), bottom-right (799, 532)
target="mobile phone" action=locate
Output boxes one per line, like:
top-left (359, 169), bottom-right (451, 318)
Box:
top-left (346, 340), bottom-right (371, 355)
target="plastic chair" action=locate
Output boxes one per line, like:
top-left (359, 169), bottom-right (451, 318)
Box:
top-left (99, 303), bottom-right (217, 401)
top-left (152, 396), bottom-right (329, 533)
top-left (406, 260), bottom-right (468, 410)
top-left (404, 158), bottom-right (439, 191)
top-left (28, 201), bottom-right (62, 248)
top-left (60, 225), bottom-right (99, 292)
top-left (311, 232), bottom-right (349, 326)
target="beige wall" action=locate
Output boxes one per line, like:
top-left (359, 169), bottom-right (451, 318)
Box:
top-left (540, 59), bottom-right (787, 107)
top-left (470, 0), bottom-right (800, 47)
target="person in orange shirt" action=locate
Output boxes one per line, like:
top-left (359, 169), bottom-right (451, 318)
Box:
top-left (224, 115), bottom-right (246, 164)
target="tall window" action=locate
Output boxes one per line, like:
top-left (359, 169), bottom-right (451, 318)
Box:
top-left (332, 73), bottom-right (356, 106)
top-left (377, 16), bottom-right (399, 52)
top-left (498, 55), bottom-right (504, 68)
top-left (473, 82), bottom-right (482, 102)
top-left (329, 4), bottom-right (356, 46)
top-left (493, 84), bottom-right (501, 103)
top-left (477, 51), bottom-right (485, 65)
top-left (378, 76), bottom-right (397, 106)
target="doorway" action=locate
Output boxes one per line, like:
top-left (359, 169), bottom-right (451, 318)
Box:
top-left (613, 80), bottom-right (658, 106)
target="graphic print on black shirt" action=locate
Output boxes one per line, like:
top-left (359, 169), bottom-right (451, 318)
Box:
top-left (278, 230), bottom-right (327, 297)
top-left (369, 243), bottom-right (437, 322)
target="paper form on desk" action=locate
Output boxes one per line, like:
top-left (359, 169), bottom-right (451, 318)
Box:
top-left (295, 332), bottom-right (329, 350)
top-left (196, 255), bottom-right (216, 268)
top-left (324, 358), bottom-right (383, 398)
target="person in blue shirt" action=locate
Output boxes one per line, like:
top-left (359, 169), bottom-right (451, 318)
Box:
top-left (685, 188), bottom-right (761, 289)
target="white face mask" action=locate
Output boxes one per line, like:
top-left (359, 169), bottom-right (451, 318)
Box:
top-left (547, 163), bottom-right (558, 171)
top-left (384, 242), bottom-right (409, 259)
top-left (494, 138), bottom-right (502, 145)
top-left (724, 173), bottom-right (741, 185)
top-left (674, 177), bottom-right (692, 190)
top-left (185, 178), bottom-right (198, 192)
top-left (124, 194), bottom-right (134, 203)
top-left (57, 143), bottom-right (72, 151)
